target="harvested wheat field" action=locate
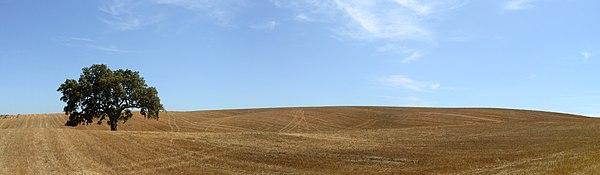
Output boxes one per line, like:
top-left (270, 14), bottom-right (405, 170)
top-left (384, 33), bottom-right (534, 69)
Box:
top-left (1, 106), bottom-right (600, 174)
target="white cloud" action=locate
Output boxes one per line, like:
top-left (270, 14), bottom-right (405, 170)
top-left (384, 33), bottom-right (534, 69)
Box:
top-left (250, 20), bottom-right (278, 30)
top-left (272, 0), bottom-right (454, 42)
top-left (401, 51), bottom-right (422, 64)
top-left (379, 75), bottom-right (440, 91)
top-left (64, 37), bottom-right (95, 42)
top-left (377, 44), bottom-right (423, 64)
top-left (89, 46), bottom-right (125, 53)
top-left (99, 0), bottom-right (162, 31)
top-left (334, 0), bottom-right (431, 41)
top-left (100, 0), bottom-right (127, 16)
top-left (54, 37), bottom-right (127, 53)
top-left (99, 0), bottom-right (247, 30)
top-left (273, 0), bottom-right (466, 61)
top-left (430, 83), bottom-right (441, 89)
top-left (581, 50), bottom-right (591, 60)
top-left (392, 0), bottom-right (431, 15)
top-left (505, 0), bottom-right (536, 10)
top-left (154, 0), bottom-right (247, 25)
top-left (272, 0), bottom-right (339, 18)
top-left (295, 14), bottom-right (315, 22)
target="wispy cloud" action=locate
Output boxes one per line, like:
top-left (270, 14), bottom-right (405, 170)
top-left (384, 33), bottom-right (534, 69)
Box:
top-left (295, 14), bottom-right (315, 22)
top-left (99, 0), bottom-right (247, 30)
top-left (153, 0), bottom-right (248, 26)
top-left (99, 0), bottom-right (163, 31)
top-left (274, 0), bottom-right (466, 62)
top-left (392, 0), bottom-right (431, 15)
top-left (250, 20), bottom-right (278, 31)
top-left (581, 50), bottom-right (591, 60)
top-left (63, 37), bottom-right (95, 42)
top-left (100, 0), bottom-right (140, 30)
top-left (377, 44), bottom-right (423, 64)
top-left (505, 0), bottom-right (536, 10)
top-left (401, 51), bottom-right (422, 64)
top-left (273, 0), bottom-right (436, 41)
top-left (54, 37), bottom-right (127, 53)
top-left (278, 0), bottom-right (466, 41)
top-left (334, 0), bottom-right (432, 41)
top-left (379, 75), bottom-right (440, 91)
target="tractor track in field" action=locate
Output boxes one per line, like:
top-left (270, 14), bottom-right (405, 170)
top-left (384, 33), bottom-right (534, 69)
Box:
top-left (0, 107), bottom-right (597, 174)
top-left (279, 110), bottom-right (307, 132)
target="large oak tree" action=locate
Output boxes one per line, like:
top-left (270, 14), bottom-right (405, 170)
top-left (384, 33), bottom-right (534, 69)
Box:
top-left (58, 64), bottom-right (164, 131)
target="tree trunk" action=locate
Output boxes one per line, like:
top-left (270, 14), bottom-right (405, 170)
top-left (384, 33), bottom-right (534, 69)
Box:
top-left (110, 122), bottom-right (118, 131)
top-left (109, 110), bottom-right (122, 131)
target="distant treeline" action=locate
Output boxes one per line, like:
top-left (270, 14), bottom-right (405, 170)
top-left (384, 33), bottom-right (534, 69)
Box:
top-left (0, 114), bottom-right (9, 118)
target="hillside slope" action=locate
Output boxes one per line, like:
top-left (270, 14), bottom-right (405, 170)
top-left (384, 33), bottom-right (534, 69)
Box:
top-left (0, 107), bottom-right (599, 174)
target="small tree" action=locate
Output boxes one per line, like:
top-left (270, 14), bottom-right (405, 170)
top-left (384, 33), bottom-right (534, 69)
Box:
top-left (58, 64), bottom-right (164, 131)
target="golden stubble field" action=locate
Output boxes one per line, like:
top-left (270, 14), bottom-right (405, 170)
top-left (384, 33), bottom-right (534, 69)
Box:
top-left (1, 106), bottom-right (600, 174)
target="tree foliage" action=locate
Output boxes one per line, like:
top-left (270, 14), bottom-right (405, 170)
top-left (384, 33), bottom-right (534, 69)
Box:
top-left (58, 64), bottom-right (164, 131)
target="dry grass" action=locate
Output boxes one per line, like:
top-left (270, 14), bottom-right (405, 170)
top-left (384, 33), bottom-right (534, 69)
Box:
top-left (0, 106), bottom-right (599, 174)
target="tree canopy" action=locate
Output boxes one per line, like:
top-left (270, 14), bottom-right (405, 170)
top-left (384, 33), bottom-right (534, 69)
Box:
top-left (57, 64), bottom-right (164, 131)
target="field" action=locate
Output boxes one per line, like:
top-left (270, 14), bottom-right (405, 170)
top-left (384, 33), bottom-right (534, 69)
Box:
top-left (1, 106), bottom-right (600, 174)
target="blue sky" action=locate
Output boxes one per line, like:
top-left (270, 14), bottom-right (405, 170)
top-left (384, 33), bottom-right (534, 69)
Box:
top-left (1, 0), bottom-right (599, 116)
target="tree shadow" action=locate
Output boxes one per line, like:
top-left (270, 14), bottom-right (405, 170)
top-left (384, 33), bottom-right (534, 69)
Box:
top-left (64, 113), bottom-right (81, 126)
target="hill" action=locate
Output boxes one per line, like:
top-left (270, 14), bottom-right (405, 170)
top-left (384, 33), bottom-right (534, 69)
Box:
top-left (0, 106), bottom-right (599, 174)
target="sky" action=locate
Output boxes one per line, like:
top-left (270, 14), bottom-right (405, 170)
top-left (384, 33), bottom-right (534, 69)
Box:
top-left (0, 0), bottom-right (599, 116)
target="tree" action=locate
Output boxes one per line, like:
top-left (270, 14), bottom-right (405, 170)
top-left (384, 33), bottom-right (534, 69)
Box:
top-left (58, 64), bottom-right (164, 131)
